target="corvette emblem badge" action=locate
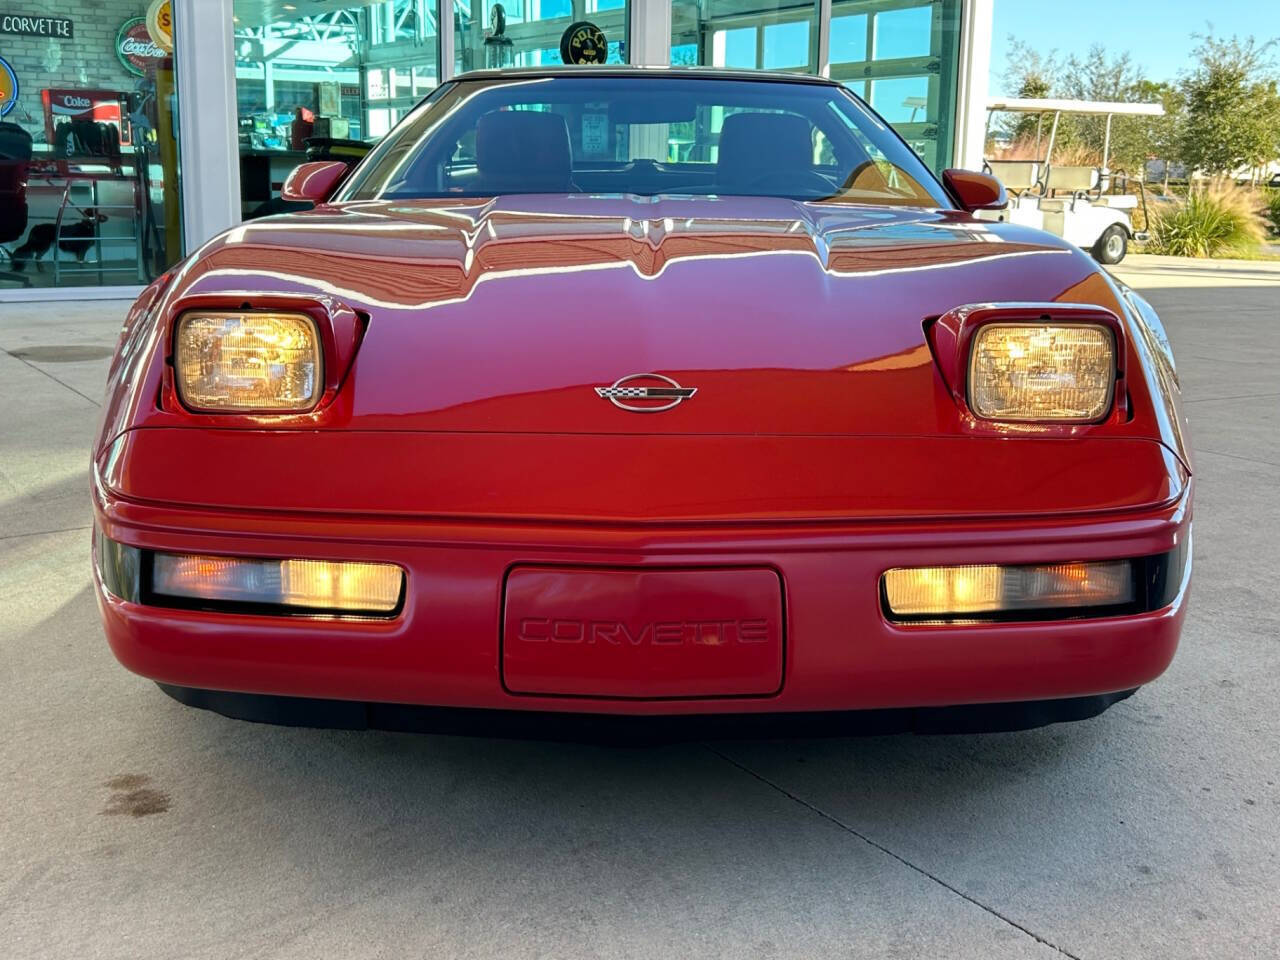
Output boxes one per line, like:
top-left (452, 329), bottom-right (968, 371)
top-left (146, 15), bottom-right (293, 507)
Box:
top-left (595, 373), bottom-right (697, 412)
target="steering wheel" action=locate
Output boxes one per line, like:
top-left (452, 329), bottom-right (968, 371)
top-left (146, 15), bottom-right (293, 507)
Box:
top-left (730, 168), bottom-right (837, 196)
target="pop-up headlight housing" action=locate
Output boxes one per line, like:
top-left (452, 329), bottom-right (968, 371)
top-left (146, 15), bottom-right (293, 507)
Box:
top-left (167, 300), bottom-right (366, 416)
top-left (929, 304), bottom-right (1126, 425)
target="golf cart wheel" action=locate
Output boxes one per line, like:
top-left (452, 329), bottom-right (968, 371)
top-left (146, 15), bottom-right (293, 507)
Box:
top-left (1094, 225), bottom-right (1128, 265)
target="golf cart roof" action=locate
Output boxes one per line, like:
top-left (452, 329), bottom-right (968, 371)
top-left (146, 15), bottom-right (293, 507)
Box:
top-left (987, 97), bottom-right (1165, 117)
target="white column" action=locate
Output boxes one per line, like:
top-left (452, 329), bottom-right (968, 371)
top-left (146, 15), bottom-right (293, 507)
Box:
top-left (629, 0), bottom-right (671, 66)
top-left (439, 0), bottom-right (456, 79)
top-left (953, 0), bottom-right (993, 171)
top-left (816, 0), bottom-right (832, 77)
top-left (174, 0), bottom-right (242, 250)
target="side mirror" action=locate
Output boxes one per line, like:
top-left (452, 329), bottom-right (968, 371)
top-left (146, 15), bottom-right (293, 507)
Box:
top-left (942, 169), bottom-right (1008, 212)
top-left (280, 160), bottom-right (349, 204)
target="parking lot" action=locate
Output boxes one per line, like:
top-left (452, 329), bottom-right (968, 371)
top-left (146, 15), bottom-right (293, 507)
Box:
top-left (2, 256), bottom-right (1277, 959)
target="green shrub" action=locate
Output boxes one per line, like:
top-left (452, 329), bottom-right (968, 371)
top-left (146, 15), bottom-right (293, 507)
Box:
top-left (1264, 187), bottom-right (1280, 236)
top-left (1145, 181), bottom-right (1268, 258)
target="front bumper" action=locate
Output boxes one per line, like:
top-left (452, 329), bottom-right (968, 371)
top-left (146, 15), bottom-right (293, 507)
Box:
top-left (93, 476), bottom-right (1192, 717)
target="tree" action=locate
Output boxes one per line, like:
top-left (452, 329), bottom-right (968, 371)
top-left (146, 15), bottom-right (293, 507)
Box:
top-left (1179, 34), bottom-right (1280, 178)
top-left (998, 39), bottom-right (1061, 147)
top-left (1135, 80), bottom-right (1185, 181)
top-left (1058, 45), bottom-right (1151, 171)
top-left (994, 39), bottom-right (1166, 167)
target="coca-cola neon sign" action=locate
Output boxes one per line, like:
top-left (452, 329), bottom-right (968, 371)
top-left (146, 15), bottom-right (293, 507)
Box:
top-left (116, 17), bottom-right (166, 77)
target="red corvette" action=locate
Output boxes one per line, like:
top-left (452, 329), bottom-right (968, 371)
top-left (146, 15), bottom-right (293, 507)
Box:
top-left (93, 69), bottom-right (1192, 738)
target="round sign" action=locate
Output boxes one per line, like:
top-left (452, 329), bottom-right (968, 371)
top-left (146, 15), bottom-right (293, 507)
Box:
top-left (560, 21), bottom-right (607, 65)
top-left (489, 2), bottom-right (507, 36)
top-left (0, 57), bottom-right (18, 118)
top-left (147, 0), bottom-right (174, 54)
top-left (116, 17), bottom-right (167, 77)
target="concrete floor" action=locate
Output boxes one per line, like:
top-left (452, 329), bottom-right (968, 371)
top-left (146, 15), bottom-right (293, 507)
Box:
top-left (2, 257), bottom-right (1277, 959)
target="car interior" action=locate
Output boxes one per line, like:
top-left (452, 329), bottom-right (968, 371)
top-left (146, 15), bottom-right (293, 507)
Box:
top-left (352, 81), bottom-right (942, 206)
top-left (463, 108), bottom-right (849, 198)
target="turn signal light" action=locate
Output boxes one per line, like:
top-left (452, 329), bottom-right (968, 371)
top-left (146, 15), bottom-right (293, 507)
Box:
top-left (969, 324), bottom-right (1115, 421)
top-left (152, 553), bottom-right (404, 615)
top-left (883, 560), bottom-right (1134, 620)
top-left (174, 311), bottom-right (321, 412)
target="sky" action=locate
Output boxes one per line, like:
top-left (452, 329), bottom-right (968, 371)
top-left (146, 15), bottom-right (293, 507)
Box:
top-left (989, 1), bottom-right (1280, 95)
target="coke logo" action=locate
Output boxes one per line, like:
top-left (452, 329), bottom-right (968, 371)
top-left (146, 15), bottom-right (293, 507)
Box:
top-left (120, 36), bottom-right (164, 58)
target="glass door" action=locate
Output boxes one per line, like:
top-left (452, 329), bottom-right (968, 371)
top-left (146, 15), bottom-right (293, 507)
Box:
top-left (233, 0), bottom-right (440, 219)
top-left (0, 4), bottom-right (184, 290)
top-left (827, 0), bottom-right (961, 171)
top-left (671, 0), bottom-right (820, 74)
top-left (452, 0), bottom-right (630, 72)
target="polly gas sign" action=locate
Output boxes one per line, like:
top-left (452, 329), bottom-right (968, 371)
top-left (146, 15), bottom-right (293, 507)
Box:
top-left (0, 56), bottom-right (17, 117)
top-left (116, 16), bottom-right (167, 77)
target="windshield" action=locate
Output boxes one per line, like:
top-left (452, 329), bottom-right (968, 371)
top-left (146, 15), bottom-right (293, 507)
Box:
top-left (340, 75), bottom-right (948, 208)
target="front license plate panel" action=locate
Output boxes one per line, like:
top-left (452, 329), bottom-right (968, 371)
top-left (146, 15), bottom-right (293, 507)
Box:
top-left (502, 566), bottom-right (785, 699)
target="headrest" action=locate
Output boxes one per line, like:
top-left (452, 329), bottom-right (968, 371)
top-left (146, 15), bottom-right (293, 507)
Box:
top-left (476, 110), bottom-right (573, 193)
top-left (717, 112), bottom-right (813, 190)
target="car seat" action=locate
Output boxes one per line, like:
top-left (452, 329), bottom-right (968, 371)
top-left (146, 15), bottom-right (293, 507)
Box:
top-left (474, 111), bottom-right (574, 194)
top-left (717, 112), bottom-right (813, 193)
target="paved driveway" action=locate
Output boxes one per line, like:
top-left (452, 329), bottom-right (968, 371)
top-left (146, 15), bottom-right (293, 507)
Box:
top-left (2, 258), bottom-right (1277, 959)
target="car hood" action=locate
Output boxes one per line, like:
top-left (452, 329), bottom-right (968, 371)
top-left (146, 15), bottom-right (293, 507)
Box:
top-left (170, 194), bottom-right (1122, 437)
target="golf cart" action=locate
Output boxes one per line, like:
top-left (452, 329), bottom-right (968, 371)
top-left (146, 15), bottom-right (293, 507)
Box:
top-left (983, 98), bottom-right (1165, 264)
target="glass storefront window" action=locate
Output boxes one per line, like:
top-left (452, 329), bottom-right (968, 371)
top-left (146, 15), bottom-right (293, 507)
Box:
top-left (672, 0), bottom-right (960, 172)
top-left (233, 0), bottom-right (439, 220)
top-left (828, 0), bottom-right (961, 171)
top-left (672, 0), bottom-right (818, 74)
top-left (452, 0), bottom-right (630, 72)
top-left (0, 3), bottom-right (183, 290)
top-left (0, 1), bottom-right (975, 294)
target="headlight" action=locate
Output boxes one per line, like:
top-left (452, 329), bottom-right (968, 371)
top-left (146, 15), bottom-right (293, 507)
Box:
top-left (968, 324), bottom-right (1115, 422)
top-left (175, 311), bottom-right (322, 412)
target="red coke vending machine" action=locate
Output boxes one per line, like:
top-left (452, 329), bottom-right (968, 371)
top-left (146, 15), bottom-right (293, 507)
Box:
top-left (41, 88), bottom-right (133, 153)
